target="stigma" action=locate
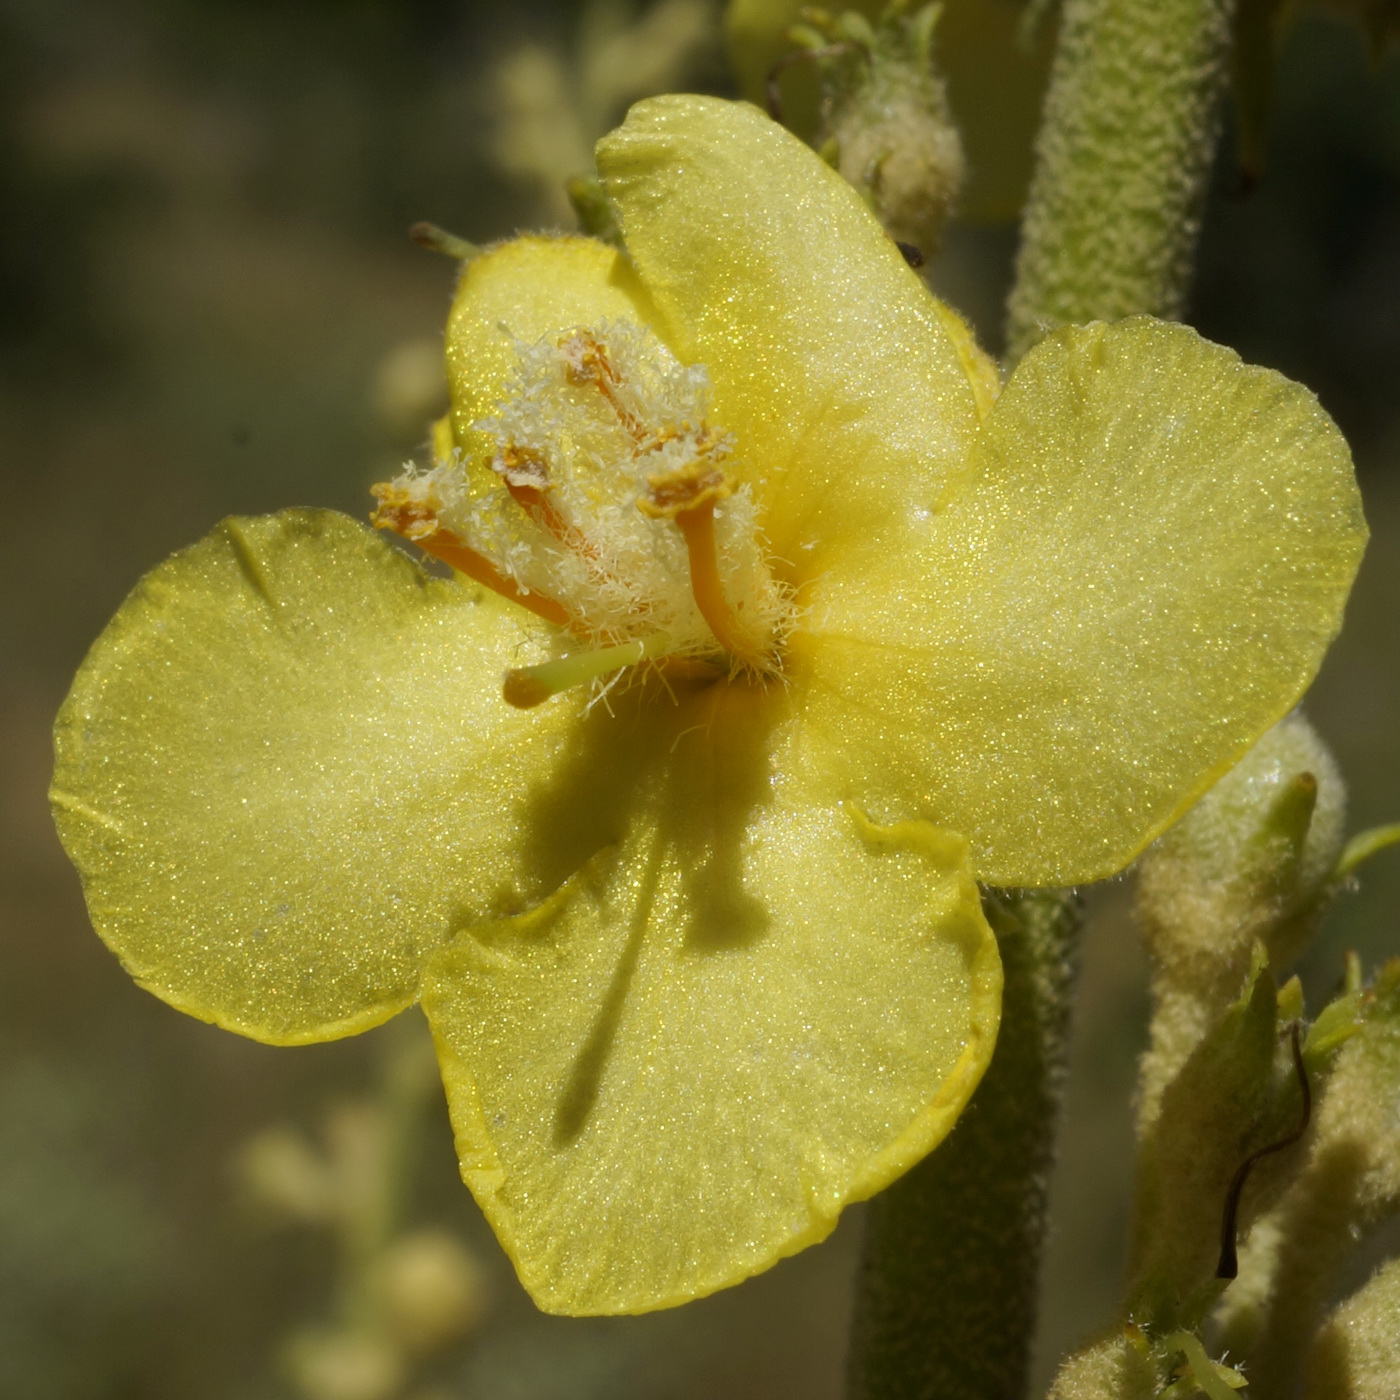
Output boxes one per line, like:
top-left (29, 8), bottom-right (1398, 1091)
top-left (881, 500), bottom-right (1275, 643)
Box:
top-left (372, 321), bottom-right (792, 706)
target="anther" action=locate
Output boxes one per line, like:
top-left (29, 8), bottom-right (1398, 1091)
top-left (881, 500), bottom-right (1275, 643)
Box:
top-left (560, 330), bottom-right (648, 444)
top-left (638, 463), bottom-right (730, 519)
top-left (504, 631), bottom-right (675, 709)
top-left (492, 445), bottom-right (581, 550)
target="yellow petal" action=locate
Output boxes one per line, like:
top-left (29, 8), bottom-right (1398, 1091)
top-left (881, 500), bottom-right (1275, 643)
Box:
top-left (796, 318), bottom-right (1367, 886)
top-left (597, 95), bottom-right (987, 578)
top-left (421, 680), bottom-right (1000, 1315)
top-left (446, 234), bottom-right (647, 482)
top-left (51, 510), bottom-right (581, 1045)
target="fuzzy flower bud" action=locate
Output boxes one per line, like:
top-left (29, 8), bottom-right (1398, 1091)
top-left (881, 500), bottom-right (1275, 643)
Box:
top-left (1047, 1331), bottom-right (1157, 1400)
top-left (375, 1229), bottom-right (488, 1355)
top-left (1307, 1256), bottom-right (1400, 1400)
top-left (1136, 713), bottom-right (1347, 1125)
top-left (1235, 966), bottom-right (1400, 1397)
top-left (803, 4), bottom-right (965, 257)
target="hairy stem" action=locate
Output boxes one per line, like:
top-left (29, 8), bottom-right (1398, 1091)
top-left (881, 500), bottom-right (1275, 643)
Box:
top-left (1005, 0), bottom-right (1236, 364)
top-left (846, 891), bottom-right (1082, 1400)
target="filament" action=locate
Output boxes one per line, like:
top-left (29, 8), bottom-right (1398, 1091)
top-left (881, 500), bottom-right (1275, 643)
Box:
top-left (674, 499), bottom-right (767, 669)
top-left (410, 530), bottom-right (571, 630)
top-left (504, 631), bottom-right (675, 709)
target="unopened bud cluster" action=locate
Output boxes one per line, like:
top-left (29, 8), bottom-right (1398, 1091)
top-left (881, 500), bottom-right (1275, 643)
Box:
top-left (789, 3), bottom-right (964, 257)
top-left (237, 1040), bottom-right (488, 1400)
top-left (1048, 714), bottom-right (1400, 1399)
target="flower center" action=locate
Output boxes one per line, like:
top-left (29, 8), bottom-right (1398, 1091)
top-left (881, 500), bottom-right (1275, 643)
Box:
top-left (371, 320), bottom-right (793, 707)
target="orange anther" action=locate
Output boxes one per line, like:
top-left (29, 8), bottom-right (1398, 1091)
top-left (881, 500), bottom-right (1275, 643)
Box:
top-left (560, 329), bottom-right (649, 444)
top-left (638, 462), bottom-right (730, 520)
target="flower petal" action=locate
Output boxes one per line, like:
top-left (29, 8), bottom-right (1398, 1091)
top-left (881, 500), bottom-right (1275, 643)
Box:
top-left (446, 234), bottom-right (647, 479)
top-left (597, 95), bottom-right (993, 575)
top-left (421, 681), bottom-right (1000, 1315)
top-left (796, 318), bottom-right (1367, 886)
top-left (51, 510), bottom-right (581, 1045)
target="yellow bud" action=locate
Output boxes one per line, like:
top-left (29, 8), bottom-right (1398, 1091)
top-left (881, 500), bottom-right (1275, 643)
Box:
top-left (236, 1126), bottom-right (336, 1224)
top-left (284, 1328), bottom-right (404, 1400)
top-left (375, 1229), bottom-right (489, 1355)
top-left (826, 61), bottom-right (964, 255)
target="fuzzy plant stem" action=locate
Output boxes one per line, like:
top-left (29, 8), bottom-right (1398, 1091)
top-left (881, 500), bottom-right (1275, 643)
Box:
top-left (1005, 0), bottom-right (1236, 364)
top-left (847, 892), bottom-right (1081, 1400)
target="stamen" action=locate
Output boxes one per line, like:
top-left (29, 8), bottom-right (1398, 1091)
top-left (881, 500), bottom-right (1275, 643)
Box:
top-left (371, 483), bottom-right (572, 629)
top-left (638, 464), bottom-right (768, 668)
top-left (673, 499), bottom-right (768, 668)
top-left (504, 631), bottom-right (674, 709)
top-left (416, 532), bottom-right (572, 628)
top-left (493, 445), bottom-right (597, 560)
top-left (560, 330), bottom-right (649, 444)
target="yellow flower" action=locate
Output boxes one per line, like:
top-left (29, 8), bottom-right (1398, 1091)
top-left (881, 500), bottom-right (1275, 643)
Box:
top-left (51, 96), bottom-right (1364, 1316)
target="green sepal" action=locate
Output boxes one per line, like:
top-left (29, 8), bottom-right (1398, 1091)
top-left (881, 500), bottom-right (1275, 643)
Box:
top-left (1334, 822), bottom-right (1400, 881)
top-left (565, 176), bottom-right (625, 249)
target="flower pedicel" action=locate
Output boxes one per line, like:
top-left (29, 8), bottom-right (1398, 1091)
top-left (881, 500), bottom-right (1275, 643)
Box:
top-left (50, 96), bottom-right (1365, 1315)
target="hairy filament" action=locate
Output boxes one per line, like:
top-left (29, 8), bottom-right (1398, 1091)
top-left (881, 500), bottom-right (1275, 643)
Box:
top-left (675, 500), bottom-right (768, 669)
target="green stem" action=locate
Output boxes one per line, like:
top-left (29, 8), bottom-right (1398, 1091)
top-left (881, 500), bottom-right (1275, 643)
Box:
top-left (846, 891), bottom-right (1082, 1400)
top-left (1005, 0), bottom-right (1237, 363)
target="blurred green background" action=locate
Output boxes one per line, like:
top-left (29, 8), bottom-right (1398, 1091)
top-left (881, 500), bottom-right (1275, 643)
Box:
top-left (3, 1), bottom-right (1399, 1396)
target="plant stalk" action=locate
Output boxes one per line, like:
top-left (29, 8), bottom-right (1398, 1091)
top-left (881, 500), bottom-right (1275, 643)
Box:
top-left (846, 891), bottom-right (1081, 1400)
top-left (1005, 0), bottom-right (1237, 364)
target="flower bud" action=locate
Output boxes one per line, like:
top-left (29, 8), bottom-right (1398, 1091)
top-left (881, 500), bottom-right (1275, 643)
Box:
top-left (1306, 960), bottom-right (1400, 1223)
top-left (375, 1229), bottom-right (488, 1355)
top-left (1130, 957), bottom-right (1309, 1328)
top-left (1307, 1255), bottom-right (1400, 1400)
top-left (1135, 714), bottom-right (1346, 1123)
top-left (771, 4), bottom-right (965, 257)
top-left (236, 1126), bottom-right (337, 1224)
top-left (372, 339), bottom-right (447, 441)
top-left (1211, 963), bottom-right (1400, 1397)
top-left (1139, 712), bottom-right (1346, 976)
top-left (1047, 1330), bottom-right (1157, 1400)
top-left (821, 6), bottom-right (964, 256)
top-left (284, 1327), bottom-right (404, 1400)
